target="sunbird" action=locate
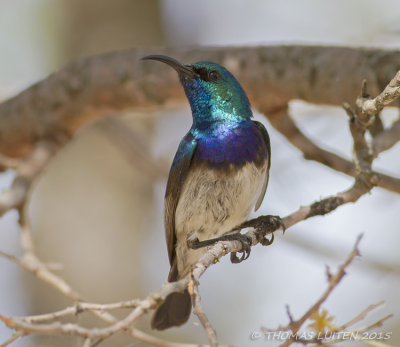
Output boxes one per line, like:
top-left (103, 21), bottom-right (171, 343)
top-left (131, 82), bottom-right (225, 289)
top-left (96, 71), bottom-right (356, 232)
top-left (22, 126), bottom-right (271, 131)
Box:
top-left (142, 55), bottom-right (271, 330)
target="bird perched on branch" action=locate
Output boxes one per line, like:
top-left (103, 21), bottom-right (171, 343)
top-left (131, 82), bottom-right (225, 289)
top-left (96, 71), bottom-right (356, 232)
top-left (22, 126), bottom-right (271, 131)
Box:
top-left (142, 55), bottom-right (272, 330)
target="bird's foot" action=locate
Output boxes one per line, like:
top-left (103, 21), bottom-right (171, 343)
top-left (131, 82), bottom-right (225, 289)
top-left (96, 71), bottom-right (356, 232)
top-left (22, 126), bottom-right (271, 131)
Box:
top-left (232, 215), bottom-right (285, 246)
top-left (226, 234), bottom-right (252, 264)
top-left (187, 233), bottom-right (252, 264)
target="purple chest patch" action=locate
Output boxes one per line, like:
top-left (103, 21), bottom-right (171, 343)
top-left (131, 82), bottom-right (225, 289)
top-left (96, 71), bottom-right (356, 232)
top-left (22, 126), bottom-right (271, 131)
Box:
top-left (194, 125), bottom-right (265, 168)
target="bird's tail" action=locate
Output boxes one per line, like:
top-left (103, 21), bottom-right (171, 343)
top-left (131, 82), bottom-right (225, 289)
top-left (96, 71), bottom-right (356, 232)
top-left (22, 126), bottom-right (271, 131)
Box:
top-left (151, 289), bottom-right (191, 330)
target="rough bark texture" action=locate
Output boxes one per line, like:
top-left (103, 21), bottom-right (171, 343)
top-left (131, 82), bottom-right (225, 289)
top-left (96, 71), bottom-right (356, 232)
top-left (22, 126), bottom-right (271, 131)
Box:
top-left (0, 45), bottom-right (399, 157)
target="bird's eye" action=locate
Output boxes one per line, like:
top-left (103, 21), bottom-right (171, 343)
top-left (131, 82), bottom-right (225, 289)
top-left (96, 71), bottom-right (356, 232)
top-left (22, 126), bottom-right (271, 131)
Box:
top-left (194, 67), bottom-right (221, 82)
top-left (208, 70), bottom-right (221, 82)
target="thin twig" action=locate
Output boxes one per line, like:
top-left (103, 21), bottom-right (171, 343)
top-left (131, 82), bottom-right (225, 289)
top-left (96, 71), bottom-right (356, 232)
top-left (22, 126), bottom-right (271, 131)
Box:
top-left (189, 272), bottom-right (218, 347)
top-left (19, 300), bottom-right (141, 324)
top-left (0, 221), bottom-right (224, 347)
top-left (311, 313), bottom-right (394, 346)
top-left (290, 235), bottom-right (362, 336)
top-left (340, 301), bottom-right (385, 329)
top-left (362, 71), bottom-right (400, 115)
top-left (18, 223), bottom-right (81, 300)
top-left (281, 234), bottom-right (400, 275)
top-left (0, 332), bottom-right (23, 347)
top-left (265, 108), bottom-right (400, 194)
top-left (261, 236), bottom-right (392, 347)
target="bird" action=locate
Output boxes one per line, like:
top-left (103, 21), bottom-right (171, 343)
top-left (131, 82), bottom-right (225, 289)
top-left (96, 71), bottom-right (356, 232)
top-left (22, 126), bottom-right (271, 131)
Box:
top-left (142, 55), bottom-right (272, 330)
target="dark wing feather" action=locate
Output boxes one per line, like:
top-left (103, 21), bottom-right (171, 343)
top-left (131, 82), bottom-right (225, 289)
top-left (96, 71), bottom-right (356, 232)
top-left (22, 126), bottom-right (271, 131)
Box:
top-left (253, 121), bottom-right (271, 211)
top-left (164, 132), bottom-right (197, 281)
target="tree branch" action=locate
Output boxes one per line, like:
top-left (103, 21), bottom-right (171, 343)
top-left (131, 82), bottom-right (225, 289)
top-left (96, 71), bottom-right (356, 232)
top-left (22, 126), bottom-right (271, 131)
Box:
top-left (261, 236), bottom-right (393, 347)
top-left (285, 234), bottom-right (363, 337)
top-left (0, 45), bottom-right (400, 158)
top-left (1, 220), bottom-right (206, 347)
top-left (0, 332), bottom-right (23, 347)
top-left (265, 107), bottom-right (400, 194)
top-left (0, 142), bottom-right (55, 218)
top-left (361, 70), bottom-right (400, 114)
top-left (281, 234), bottom-right (400, 275)
top-left (189, 272), bottom-right (219, 347)
top-left (373, 119), bottom-right (400, 156)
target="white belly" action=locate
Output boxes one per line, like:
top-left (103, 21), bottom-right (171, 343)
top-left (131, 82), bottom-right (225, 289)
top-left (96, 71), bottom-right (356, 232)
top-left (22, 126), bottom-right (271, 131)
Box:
top-left (174, 161), bottom-right (267, 275)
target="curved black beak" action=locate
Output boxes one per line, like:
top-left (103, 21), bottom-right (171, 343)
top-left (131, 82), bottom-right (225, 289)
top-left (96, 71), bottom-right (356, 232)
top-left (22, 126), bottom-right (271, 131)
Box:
top-left (141, 55), bottom-right (198, 79)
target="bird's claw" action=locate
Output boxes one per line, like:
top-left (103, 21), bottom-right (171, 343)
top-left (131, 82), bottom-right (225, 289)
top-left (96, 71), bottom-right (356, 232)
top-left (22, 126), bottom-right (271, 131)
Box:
top-left (233, 215), bottom-right (284, 247)
top-left (229, 234), bottom-right (252, 264)
top-left (253, 215), bottom-right (284, 246)
top-left (186, 232), bottom-right (254, 264)
top-left (257, 231), bottom-right (274, 246)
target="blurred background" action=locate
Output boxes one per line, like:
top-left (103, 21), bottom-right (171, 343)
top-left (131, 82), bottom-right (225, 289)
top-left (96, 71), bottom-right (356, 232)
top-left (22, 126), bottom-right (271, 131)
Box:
top-left (0, 0), bottom-right (400, 346)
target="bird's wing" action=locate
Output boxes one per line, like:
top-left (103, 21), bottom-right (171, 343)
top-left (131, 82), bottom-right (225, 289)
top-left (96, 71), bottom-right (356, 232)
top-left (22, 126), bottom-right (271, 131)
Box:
top-left (164, 132), bottom-right (197, 281)
top-left (253, 121), bottom-right (271, 211)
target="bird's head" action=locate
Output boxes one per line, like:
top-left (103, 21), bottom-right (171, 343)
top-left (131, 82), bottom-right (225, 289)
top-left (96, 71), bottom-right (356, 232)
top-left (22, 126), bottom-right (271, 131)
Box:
top-left (142, 55), bottom-right (252, 123)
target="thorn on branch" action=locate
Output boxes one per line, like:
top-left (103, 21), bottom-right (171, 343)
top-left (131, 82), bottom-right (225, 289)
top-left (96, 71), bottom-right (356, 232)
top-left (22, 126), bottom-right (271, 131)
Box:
top-left (285, 305), bottom-right (294, 325)
top-left (361, 79), bottom-right (369, 98)
top-left (325, 265), bottom-right (332, 282)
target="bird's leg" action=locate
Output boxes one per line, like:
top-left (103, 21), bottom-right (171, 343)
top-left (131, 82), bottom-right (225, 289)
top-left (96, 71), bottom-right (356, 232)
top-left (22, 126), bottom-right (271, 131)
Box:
top-left (231, 215), bottom-right (285, 246)
top-left (187, 233), bottom-right (252, 263)
top-left (186, 216), bottom-right (284, 265)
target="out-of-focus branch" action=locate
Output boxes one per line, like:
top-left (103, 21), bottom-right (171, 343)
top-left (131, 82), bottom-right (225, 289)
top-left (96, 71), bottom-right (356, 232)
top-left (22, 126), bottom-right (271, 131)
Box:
top-left (268, 105), bottom-right (355, 173)
top-left (261, 236), bottom-right (393, 347)
top-left (282, 233), bottom-right (400, 275)
top-left (0, 227), bottom-right (231, 345)
top-left (96, 117), bottom-right (169, 180)
top-left (263, 70), bottom-right (400, 194)
top-left (279, 76), bottom-right (399, 229)
top-left (0, 118), bottom-right (170, 221)
top-left (266, 107), bottom-right (400, 194)
top-left (0, 332), bottom-right (23, 347)
top-left (0, 153), bottom-right (20, 171)
top-left (1, 219), bottom-right (200, 346)
top-left (283, 235), bottom-right (364, 340)
top-left (0, 142), bottom-right (55, 218)
top-left (0, 45), bottom-right (400, 159)
top-left (373, 119), bottom-right (400, 156)
top-left (20, 222), bottom-right (82, 299)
